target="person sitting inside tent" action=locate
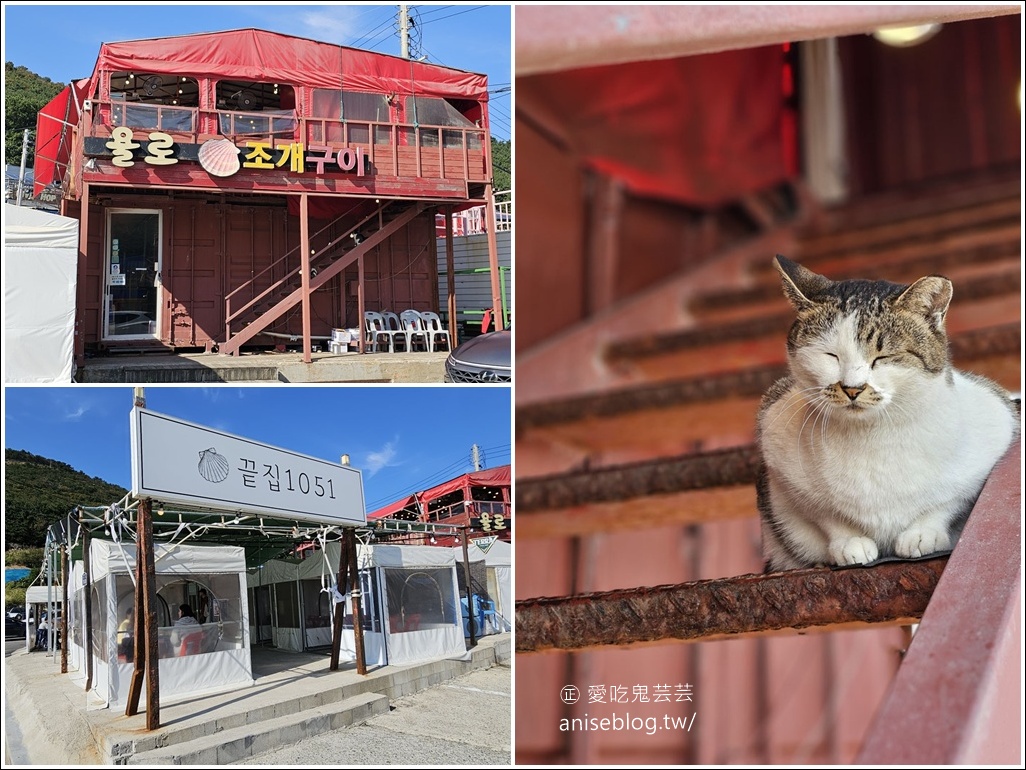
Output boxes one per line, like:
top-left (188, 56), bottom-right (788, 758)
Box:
top-left (117, 607), bottom-right (134, 662)
top-left (171, 604), bottom-right (203, 655)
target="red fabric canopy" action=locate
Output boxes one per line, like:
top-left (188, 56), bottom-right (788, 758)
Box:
top-left (368, 465), bottom-right (511, 520)
top-left (89, 28), bottom-right (488, 100)
top-left (518, 46), bottom-right (788, 206)
top-left (33, 80), bottom-right (89, 195)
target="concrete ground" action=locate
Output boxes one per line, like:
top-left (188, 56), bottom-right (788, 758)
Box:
top-left (76, 349), bottom-right (449, 384)
top-left (3, 633), bottom-right (510, 765)
top-left (235, 664), bottom-right (511, 765)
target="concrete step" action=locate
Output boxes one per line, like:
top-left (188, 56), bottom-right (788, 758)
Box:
top-left (123, 692), bottom-right (388, 765)
top-left (77, 351), bottom-right (448, 384)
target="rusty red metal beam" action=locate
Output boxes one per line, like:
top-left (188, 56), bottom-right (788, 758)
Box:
top-left (516, 445), bottom-right (761, 513)
top-left (516, 558), bottom-right (947, 653)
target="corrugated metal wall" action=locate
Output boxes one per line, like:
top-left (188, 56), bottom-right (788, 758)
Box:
top-left (436, 231), bottom-right (512, 326)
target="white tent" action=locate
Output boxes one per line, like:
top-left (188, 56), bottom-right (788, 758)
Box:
top-left (3, 204), bottom-right (79, 382)
top-left (23, 584), bottom-right (63, 653)
top-left (67, 540), bottom-right (252, 708)
top-left (248, 543), bottom-right (466, 667)
top-left (453, 538), bottom-right (512, 635)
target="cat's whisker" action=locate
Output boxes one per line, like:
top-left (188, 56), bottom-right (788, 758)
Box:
top-left (762, 386), bottom-right (823, 434)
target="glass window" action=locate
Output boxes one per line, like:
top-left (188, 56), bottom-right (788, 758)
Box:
top-left (343, 92), bottom-right (390, 123)
top-left (115, 573), bottom-right (246, 659)
top-left (384, 567), bottom-right (457, 633)
top-left (108, 73), bottom-right (198, 133)
top-left (110, 72), bottom-right (199, 108)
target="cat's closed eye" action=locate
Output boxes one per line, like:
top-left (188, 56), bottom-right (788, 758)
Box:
top-left (870, 355), bottom-right (892, 368)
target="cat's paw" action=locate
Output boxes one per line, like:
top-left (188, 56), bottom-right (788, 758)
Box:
top-left (894, 527), bottom-right (951, 559)
top-left (828, 536), bottom-right (879, 566)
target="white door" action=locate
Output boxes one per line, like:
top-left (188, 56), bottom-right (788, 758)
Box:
top-left (104, 209), bottom-right (162, 339)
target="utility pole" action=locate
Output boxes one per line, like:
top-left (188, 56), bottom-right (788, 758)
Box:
top-left (399, 5), bottom-right (410, 59)
top-left (471, 444), bottom-right (482, 471)
top-left (16, 129), bottom-right (30, 206)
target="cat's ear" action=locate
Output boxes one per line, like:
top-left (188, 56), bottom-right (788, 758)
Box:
top-left (895, 276), bottom-right (953, 332)
top-left (774, 255), bottom-right (831, 312)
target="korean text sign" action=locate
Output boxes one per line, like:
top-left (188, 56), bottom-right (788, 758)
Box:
top-left (130, 407), bottom-right (365, 526)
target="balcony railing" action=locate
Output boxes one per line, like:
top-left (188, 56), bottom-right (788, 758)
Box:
top-left (87, 100), bottom-right (489, 184)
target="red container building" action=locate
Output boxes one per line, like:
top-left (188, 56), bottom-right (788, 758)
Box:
top-left (34, 28), bottom-right (502, 363)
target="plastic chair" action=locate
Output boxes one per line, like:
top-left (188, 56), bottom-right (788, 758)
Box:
top-left (363, 311), bottom-right (389, 352)
top-left (400, 310), bottom-right (430, 352)
top-left (179, 631), bottom-right (204, 656)
top-left (419, 311), bottom-right (452, 353)
top-left (478, 598), bottom-right (497, 633)
top-left (381, 311), bottom-right (408, 352)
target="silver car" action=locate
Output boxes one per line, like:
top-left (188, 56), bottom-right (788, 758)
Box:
top-left (445, 328), bottom-right (511, 383)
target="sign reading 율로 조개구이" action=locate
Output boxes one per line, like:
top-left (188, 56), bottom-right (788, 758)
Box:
top-left (130, 407), bottom-right (365, 526)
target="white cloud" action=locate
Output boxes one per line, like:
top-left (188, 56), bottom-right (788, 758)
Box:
top-left (296, 10), bottom-right (360, 43)
top-left (64, 405), bottom-right (87, 421)
top-left (362, 438), bottom-right (399, 477)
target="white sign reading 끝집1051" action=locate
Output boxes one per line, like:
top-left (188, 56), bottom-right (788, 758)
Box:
top-left (130, 407), bottom-right (365, 526)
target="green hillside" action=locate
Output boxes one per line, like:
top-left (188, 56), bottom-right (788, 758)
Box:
top-left (5, 62), bottom-right (65, 167)
top-left (4, 449), bottom-right (128, 548)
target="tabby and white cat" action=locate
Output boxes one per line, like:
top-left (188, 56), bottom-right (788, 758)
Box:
top-left (756, 255), bottom-right (1017, 571)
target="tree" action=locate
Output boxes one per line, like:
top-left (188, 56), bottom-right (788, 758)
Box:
top-left (5, 62), bottom-right (65, 167)
top-left (4, 449), bottom-right (128, 548)
top-left (490, 137), bottom-right (510, 192)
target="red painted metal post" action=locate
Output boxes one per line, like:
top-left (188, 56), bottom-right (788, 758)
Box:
top-left (445, 206), bottom-right (458, 346)
top-left (300, 193), bottom-right (312, 363)
top-left (75, 182), bottom-right (89, 368)
top-left (357, 252), bottom-right (366, 354)
top-left (483, 182), bottom-right (504, 330)
top-left (858, 440), bottom-right (1021, 764)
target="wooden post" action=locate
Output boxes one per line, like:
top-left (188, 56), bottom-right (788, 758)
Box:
top-left (300, 193), bottom-right (312, 364)
top-left (329, 532), bottom-right (351, 671)
top-left (126, 499), bottom-right (160, 728)
top-left (461, 527), bottom-right (476, 647)
top-left (126, 513), bottom-right (146, 716)
top-left (347, 532), bottom-right (367, 675)
top-left (82, 525), bottom-right (93, 692)
top-left (445, 206), bottom-right (458, 346)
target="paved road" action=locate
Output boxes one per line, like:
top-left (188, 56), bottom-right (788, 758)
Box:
top-left (235, 664), bottom-right (512, 765)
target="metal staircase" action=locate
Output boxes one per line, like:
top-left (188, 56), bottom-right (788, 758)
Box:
top-left (515, 175), bottom-right (1022, 764)
top-left (219, 201), bottom-right (426, 356)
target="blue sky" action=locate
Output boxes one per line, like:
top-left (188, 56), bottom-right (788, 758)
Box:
top-left (3, 386), bottom-right (511, 514)
top-left (1, 3), bottom-right (511, 140)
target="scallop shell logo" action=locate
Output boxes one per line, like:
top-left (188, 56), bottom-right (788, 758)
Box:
top-left (198, 448), bottom-right (230, 483)
top-left (198, 139), bottom-right (241, 178)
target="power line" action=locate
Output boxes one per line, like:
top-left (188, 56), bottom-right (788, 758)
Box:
top-left (418, 6), bottom-right (489, 25)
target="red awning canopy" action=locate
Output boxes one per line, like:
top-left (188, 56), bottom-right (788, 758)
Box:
top-left (89, 28), bottom-right (488, 100)
top-left (518, 46), bottom-right (788, 207)
top-left (368, 465), bottom-right (511, 520)
top-left (33, 79), bottom-right (89, 195)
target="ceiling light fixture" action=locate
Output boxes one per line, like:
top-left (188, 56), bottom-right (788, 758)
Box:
top-left (872, 23), bottom-right (942, 47)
